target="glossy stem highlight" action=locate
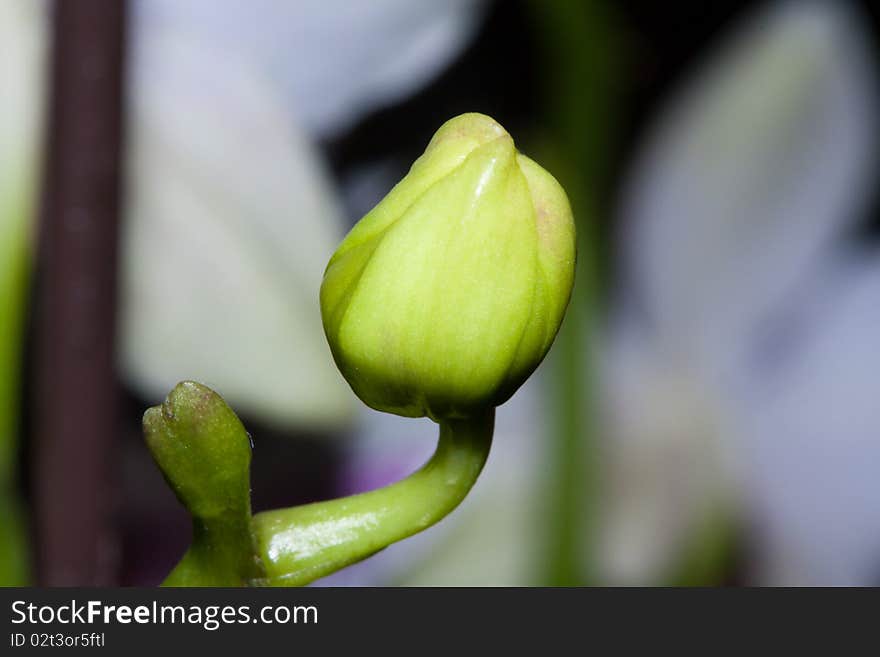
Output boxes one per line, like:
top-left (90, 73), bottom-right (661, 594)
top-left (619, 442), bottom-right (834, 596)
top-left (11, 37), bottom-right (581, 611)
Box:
top-left (250, 409), bottom-right (494, 586)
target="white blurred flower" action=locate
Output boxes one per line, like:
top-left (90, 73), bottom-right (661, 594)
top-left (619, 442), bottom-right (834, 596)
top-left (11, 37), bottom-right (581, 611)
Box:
top-left (0, 0), bottom-right (44, 231)
top-left (121, 24), bottom-right (353, 429)
top-left (133, 0), bottom-right (488, 137)
top-left (739, 254), bottom-right (880, 585)
top-left (603, 0), bottom-right (880, 584)
top-left (122, 2), bottom-right (486, 429)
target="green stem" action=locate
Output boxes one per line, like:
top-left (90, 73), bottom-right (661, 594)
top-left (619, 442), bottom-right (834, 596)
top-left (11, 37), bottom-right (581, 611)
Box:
top-left (163, 513), bottom-right (262, 587)
top-left (145, 382), bottom-right (263, 587)
top-left (0, 177), bottom-right (32, 586)
top-left (250, 409), bottom-right (494, 586)
top-left (0, 494), bottom-right (29, 586)
top-left (527, 0), bottom-right (623, 586)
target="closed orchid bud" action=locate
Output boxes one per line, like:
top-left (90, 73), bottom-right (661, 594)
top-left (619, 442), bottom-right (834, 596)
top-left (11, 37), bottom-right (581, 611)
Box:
top-left (320, 113), bottom-right (575, 421)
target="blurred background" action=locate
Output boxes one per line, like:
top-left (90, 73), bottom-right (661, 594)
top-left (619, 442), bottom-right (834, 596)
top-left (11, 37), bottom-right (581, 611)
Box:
top-left (2, 0), bottom-right (880, 586)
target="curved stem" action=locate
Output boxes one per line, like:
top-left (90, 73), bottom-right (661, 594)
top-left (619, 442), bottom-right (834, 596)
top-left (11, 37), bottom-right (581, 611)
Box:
top-left (250, 409), bottom-right (494, 586)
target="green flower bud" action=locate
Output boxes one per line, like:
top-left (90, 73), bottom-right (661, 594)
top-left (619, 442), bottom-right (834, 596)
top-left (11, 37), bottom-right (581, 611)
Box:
top-left (321, 113), bottom-right (575, 421)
